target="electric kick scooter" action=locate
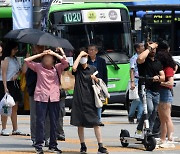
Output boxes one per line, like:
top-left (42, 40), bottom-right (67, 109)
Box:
top-left (120, 76), bottom-right (156, 151)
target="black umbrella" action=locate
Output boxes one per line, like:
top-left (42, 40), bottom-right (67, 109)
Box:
top-left (4, 28), bottom-right (41, 39)
top-left (18, 32), bottom-right (74, 50)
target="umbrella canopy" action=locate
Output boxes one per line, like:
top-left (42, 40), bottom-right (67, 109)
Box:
top-left (18, 32), bottom-right (74, 50)
top-left (4, 28), bottom-right (41, 39)
top-left (4, 29), bottom-right (74, 50)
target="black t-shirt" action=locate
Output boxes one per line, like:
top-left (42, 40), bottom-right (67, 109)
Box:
top-left (25, 68), bottom-right (37, 96)
top-left (138, 57), bottom-right (163, 92)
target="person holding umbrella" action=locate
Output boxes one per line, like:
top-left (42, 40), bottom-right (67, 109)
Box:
top-left (24, 49), bottom-right (69, 154)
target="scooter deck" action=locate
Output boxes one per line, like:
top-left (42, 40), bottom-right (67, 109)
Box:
top-left (122, 136), bottom-right (144, 144)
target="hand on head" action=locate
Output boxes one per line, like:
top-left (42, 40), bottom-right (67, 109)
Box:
top-left (80, 51), bottom-right (88, 57)
top-left (148, 42), bottom-right (158, 49)
top-left (43, 49), bottom-right (55, 56)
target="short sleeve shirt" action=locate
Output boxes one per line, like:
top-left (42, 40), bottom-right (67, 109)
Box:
top-left (138, 57), bottom-right (163, 92)
top-left (25, 58), bottom-right (69, 102)
top-left (130, 53), bottom-right (139, 77)
top-left (163, 67), bottom-right (174, 89)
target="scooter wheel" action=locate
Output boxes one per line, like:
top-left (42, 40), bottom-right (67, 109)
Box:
top-left (120, 129), bottom-right (130, 147)
top-left (144, 136), bottom-right (156, 151)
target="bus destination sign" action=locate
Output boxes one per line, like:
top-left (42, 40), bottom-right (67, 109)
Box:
top-left (146, 14), bottom-right (180, 24)
top-left (63, 9), bottom-right (121, 24)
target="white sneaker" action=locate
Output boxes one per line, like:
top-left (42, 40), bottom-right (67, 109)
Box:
top-left (160, 141), bottom-right (175, 148)
top-left (155, 139), bottom-right (164, 149)
top-left (134, 130), bottom-right (144, 139)
top-left (167, 141), bottom-right (176, 148)
top-left (12, 129), bottom-right (22, 135)
top-left (1, 129), bottom-right (10, 136)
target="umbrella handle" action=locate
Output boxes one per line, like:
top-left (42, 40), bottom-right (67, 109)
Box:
top-left (27, 44), bottom-right (32, 56)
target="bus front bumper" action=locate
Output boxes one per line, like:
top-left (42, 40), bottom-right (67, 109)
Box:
top-left (108, 91), bottom-right (126, 104)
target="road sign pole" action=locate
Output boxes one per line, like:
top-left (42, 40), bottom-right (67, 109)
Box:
top-left (33, 0), bottom-right (42, 29)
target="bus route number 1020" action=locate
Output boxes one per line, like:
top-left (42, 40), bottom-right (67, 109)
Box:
top-left (64, 12), bottom-right (82, 23)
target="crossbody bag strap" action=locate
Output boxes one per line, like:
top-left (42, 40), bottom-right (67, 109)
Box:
top-left (55, 67), bottom-right (61, 85)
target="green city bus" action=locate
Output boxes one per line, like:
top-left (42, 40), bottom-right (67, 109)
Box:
top-left (0, 2), bottom-right (133, 112)
top-left (0, 6), bottom-right (12, 40)
top-left (48, 2), bottom-right (133, 108)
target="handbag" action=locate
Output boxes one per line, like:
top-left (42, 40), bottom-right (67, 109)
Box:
top-left (92, 80), bottom-right (104, 108)
top-left (92, 72), bottom-right (110, 108)
top-left (98, 79), bottom-right (110, 98)
top-left (61, 71), bottom-right (75, 90)
top-left (129, 86), bottom-right (139, 100)
top-left (0, 93), bottom-right (15, 116)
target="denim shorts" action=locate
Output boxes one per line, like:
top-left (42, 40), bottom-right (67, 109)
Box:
top-left (159, 88), bottom-right (173, 104)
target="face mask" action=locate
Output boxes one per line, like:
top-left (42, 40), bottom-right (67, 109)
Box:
top-left (80, 57), bottom-right (88, 64)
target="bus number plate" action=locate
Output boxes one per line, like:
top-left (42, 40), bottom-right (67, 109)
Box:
top-left (63, 11), bottom-right (82, 24)
top-left (108, 84), bottom-right (116, 89)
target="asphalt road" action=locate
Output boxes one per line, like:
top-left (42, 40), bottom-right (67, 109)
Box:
top-left (0, 107), bottom-right (180, 154)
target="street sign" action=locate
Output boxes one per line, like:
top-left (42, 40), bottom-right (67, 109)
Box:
top-left (0, 0), bottom-right (11, 6)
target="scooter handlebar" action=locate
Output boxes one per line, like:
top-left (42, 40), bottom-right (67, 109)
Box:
top-left (135, 76), bottom-right (154, 81)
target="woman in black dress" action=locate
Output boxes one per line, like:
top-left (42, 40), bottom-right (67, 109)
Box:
top-left (71, 51), bottom-right (108, 154)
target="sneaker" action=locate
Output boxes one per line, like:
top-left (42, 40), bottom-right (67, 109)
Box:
top-left (98, 147), bottom-right (109, 154)
top-left (99, 122), bottom-right (105, 127)
top-left (1, 129), bottom-right (10, 136)
top-left (12, 130), bottom-right (22, 135)
top-left (155, 139), bottom-right (164, 149)
top-left (134, 130), bottom-right (143, 139)
top-left (155, 138), bottom-right (162, 145)
top-left (48, 147), bottom-right (62, 153)
top-left (80, 145), bottom-right (87, 153)
top-left (128, 117), bottom-right (134, 124)
top-left (35, 148), bottom-right (44, 154)
top-left (57, 135), bottom-right (65, 141)
top-left (160, 141), bottom-right (175, 148)
top-left (44, 140), bottom-right (49, 147)
top-left (166, 141), bottom-right (176, 148)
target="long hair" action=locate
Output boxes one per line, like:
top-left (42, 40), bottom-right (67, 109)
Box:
top-left (157, 51), bottom-right (176, 70)
top-left (157, 40), bottom-right (169, 52)
top-left (0, 40), bottom-right (3, 48)
top-left (2, 41), bottom-right (18, 60)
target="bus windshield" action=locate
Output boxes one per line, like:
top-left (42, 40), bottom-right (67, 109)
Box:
top-left (58, 22), bottom-right (132, 56)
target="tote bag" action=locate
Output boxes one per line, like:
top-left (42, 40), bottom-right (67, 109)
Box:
top-left (92, 80), bottom-right (104, 108)
top-left (61, 71), bottom-right (75, 90)
top-left (129, 86), bottom-right (139, 100)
